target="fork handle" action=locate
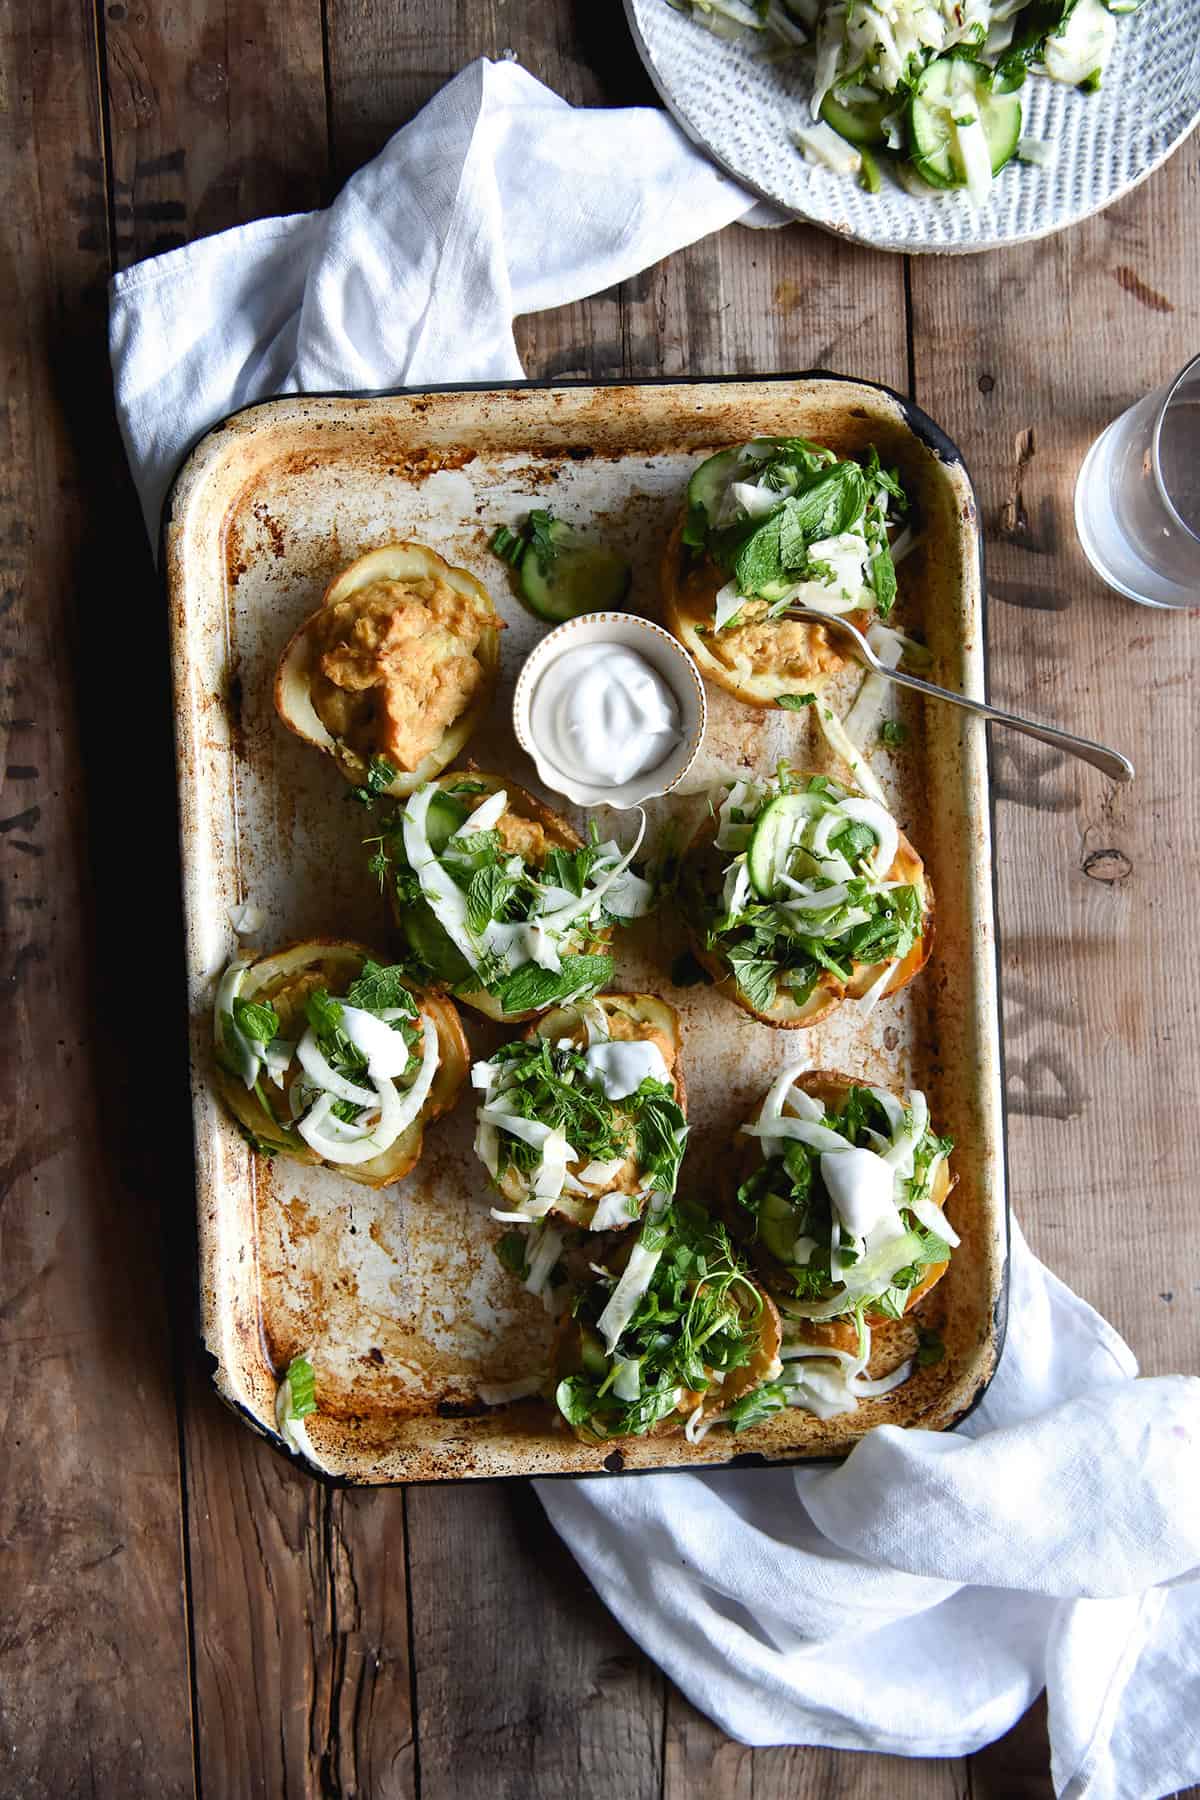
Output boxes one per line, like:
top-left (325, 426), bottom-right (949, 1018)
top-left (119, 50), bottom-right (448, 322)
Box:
top-left (885, 668), bottom-right (1135, 783)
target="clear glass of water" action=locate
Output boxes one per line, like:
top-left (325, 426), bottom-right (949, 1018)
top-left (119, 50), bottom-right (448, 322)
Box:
top-left (1074, 352), bottom-right (1200, 610)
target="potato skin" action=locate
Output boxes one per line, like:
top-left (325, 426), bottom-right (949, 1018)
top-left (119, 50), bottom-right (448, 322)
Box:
top-left (551, 1248), bottom-right (782, 1444)
top-left (213, 937), bottom-right (468, 1189)
top-left (725, 1068), bottom-right (956, 1344)
top-left (498, 993), bottom-right (687, 1231)
top-left (661, 517), bottom-right (876, 709)
top-left (681, 794), bottom-right (933, 1030)
top-left (274, 541), bottom-right (502, 797)
top-left (388, 770), bottom-right (611, 1023)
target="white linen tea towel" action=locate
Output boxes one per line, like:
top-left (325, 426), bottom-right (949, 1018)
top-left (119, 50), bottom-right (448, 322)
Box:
top-left (108, 53), bottom-right (1200, 1800)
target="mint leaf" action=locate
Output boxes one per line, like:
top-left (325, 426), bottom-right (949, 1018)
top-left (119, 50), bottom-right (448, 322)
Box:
top-left (232, 997), bottom-right (278, 1044)
top-left (728, 952), bottom-right (778, 1012)
top-left (344, 960), bottom-right (417, 1016)
top-left (733, 513), bottom-right (785, 598)
top-left (870, 544), bottom-right (898, 615)
top-left (728, 1381), bottom-right (787, 1433)
top-left (491, 954), bottom-right (613, 1015)
top-left (467, 865), bottom-right (516, 936)
top-left (282, 1354), bottom-right (316, 1420)
top-left (778, 465), bottom-right (866, 567)
top-left (351, 755), bottom-right (397, 808)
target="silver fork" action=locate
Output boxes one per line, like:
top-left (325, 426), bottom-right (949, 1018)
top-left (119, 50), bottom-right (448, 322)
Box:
top-left (788, 608), bottom-right (1135, 783)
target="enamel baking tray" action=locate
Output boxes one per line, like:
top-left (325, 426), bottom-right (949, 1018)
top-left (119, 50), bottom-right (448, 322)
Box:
top-left (164, 375), bottom-right (1008, 1483)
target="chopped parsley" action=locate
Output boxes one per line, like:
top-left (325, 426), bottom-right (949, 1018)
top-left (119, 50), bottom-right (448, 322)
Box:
top-left (880, 719), bottom-right (908, 747)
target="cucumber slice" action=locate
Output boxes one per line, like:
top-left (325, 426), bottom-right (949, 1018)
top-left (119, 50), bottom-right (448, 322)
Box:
top-left (402, 897), bottom-right (474, 986)
top-left (908, 57), bottom-right (1022, 187)
top-left (747, 794), bottom-right (817, 898)
top-left (520, 522), bottom-right (631, 623)
top-left (819, 91), bottom-right (889, 147)
top-left (580, 1326), bottom-right (609, 1378)
top-left (424, 790), bottom-right (469, 854)
top-left (759, 1191), bottom-right (802, 1267)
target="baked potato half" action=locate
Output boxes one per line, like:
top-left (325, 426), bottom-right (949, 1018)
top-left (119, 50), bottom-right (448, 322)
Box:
top-left (550, 1203), bottom-right (782, 1443)
top-left (662, 438), bottom-right (909, 710)
top-left (213, 938), bottom-right (468, 1189)
top-left (473, 994), bottom-right (688, 1231)
top-left (274, 542), bottom-right (503, 798)
top-left (682, 766), bottom-right (932, 1029)
top-left (726, 1065), bottom-right (957, 1357)
top-left (371, 771), bottom-right (650, 1022)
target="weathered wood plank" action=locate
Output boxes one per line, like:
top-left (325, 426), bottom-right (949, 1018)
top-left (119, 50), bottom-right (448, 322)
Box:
top-left (179, 1391), bottom-right (416, 1800)
top-left (908, 144), bottom-right (1200, 1376)
top-left (909, 138), bottom-right (1200, 1800)
top-left (405, 1479), bottom-right (665, 1800)
top-left (666, 1693), bottom-right (965, 1800)
top-left (97, 3), bottom-right (371, 1796)
top-left (0, 0), bottom-right (197, 1794)
top-left (103, 0), bottom-right (328, 266)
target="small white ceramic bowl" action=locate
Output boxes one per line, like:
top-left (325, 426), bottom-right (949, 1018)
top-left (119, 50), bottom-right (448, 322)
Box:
top-left (513, 612), bottom-right (707, 811)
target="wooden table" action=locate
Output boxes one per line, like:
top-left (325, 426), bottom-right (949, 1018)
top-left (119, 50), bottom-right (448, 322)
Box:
top-left (4, 3), bottom-right (1197, 1795)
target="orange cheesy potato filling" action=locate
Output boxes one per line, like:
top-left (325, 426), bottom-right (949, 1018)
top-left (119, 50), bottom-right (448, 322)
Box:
top-left (678, 559), bottom-right (867, 684)
top-left (309, 576), bottom-right (499, 772)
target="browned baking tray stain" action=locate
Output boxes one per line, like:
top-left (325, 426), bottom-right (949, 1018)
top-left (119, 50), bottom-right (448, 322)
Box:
top-left (165, 377), bottom-right (1006, 1483)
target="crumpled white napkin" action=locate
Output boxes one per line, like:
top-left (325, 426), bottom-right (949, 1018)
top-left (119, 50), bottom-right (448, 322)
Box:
top-left (109, 55), bottom-right (761, 539)
top-left (107, 54), bottom-right (1200, 1800)
top-left (539, 1220), bottom-right (1200, 1800)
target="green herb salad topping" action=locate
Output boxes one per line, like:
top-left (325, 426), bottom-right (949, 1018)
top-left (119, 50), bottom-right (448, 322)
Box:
top-left (553, 1202), bottom-right (782, 1442)
top-left (685, 765), bottom-right (926, 1018)
top-left (682, 436), bottom-right (908, 633)
top-left (366, 777), bottom-right (653, 1015)
top-left (667, 0), bottom-right (1135, 207)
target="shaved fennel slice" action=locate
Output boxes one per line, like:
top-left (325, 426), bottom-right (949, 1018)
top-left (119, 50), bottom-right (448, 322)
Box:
top-left (403, 783), bottom-right (484, 969)
top-left (815, 702), bottom-right (887, 805)
top-left (524, 1224), bottom-right (564, 1299)
top-left (596, 1236), bottom-right (663, 1354)
top-left (450, 787), bottom-right (507, 836)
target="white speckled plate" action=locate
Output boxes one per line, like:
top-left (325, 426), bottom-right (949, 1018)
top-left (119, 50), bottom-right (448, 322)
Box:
top-left (625, 0), bottom-right (1200, 252)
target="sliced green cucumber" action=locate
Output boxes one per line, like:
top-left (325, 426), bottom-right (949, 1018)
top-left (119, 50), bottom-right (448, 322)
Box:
top-left (424, 790), bottom-right (469, 854)
top-left (401, 897), bottom-right (473, 985)
top-left (819, 90), bottom-right (889, 147)
top-left (759, 1190), bottom-right (802, 1266)
top-left (580, 1326), bottom-right (609, 1379)
top-left (747, 794), bottom-right (816, 899)
top-left (520, 521), bottom-right (631, 623)
top-left (908, 57), bottom-right (1022, 188)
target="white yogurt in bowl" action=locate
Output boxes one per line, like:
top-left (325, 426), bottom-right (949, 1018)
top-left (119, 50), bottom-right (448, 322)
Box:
top-left (513, 613), bottom-right (706, 810)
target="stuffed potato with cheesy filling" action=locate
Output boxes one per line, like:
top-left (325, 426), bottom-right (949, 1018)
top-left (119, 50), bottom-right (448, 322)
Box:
top-left (213, 940), bottom-right (467, 1188)
top-left (663, 437), bottom-right (909, 708)
top-left (683, 765), bottom-right (932, 1028)
top-left (721, 1065), bottom-right (957, 1420)
top-left (369, 772), bottom-right (652, 1022)
top-left (472, 994), bottom-right (687, 1234)
top-left (274, 543), bottom-right (503, 798)
top-left (550, 1202), bottom-right (782, 1444)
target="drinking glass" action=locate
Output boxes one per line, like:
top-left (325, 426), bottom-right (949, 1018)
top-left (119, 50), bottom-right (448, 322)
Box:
top-left (1074, 352), bottom-right (1200, 609)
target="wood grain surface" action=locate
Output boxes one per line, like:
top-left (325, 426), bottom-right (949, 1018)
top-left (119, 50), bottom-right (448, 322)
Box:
top-left (2, 0), bottom-right (1196, 1795)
